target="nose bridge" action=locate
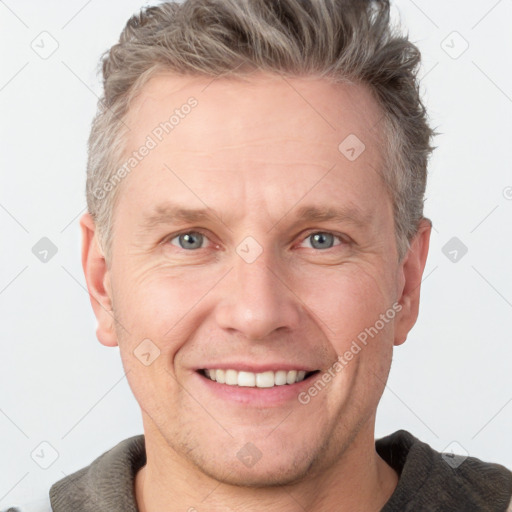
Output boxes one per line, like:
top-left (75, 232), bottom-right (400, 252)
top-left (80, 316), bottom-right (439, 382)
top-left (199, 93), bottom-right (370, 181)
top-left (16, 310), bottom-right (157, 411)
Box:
top-left (214, 240), bottom-right (301, 340)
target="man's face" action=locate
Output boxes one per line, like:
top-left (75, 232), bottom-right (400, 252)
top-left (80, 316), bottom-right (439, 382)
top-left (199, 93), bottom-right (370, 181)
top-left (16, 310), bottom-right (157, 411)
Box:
top-left (86, 72), bottom-right (423, 485)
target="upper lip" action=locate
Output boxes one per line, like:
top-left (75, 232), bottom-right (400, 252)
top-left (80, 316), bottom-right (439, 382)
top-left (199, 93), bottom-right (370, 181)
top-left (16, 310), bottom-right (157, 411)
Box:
top-left (196, 363), bottom-right (318, 373)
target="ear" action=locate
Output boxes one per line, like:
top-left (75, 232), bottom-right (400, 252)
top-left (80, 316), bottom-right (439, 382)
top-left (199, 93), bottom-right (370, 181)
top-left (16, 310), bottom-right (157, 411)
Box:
top-left (394, 218), bottom-right (431, 346)
top-left (79, 213), bottom-right (118, 347)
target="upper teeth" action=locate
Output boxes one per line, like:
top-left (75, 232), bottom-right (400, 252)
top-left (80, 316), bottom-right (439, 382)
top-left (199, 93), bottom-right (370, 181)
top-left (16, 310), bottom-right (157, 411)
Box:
top-left (204, 369), bottom-right (307, 388)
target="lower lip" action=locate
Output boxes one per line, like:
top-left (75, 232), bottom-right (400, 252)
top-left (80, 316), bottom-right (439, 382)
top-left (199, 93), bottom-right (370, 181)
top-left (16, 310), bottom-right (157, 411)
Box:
top-left (194, 371), bottom-right (316, 407)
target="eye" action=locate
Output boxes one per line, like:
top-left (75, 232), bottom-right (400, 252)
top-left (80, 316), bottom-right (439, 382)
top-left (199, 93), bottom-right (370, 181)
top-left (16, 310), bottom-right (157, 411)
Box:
top-left (168, 231), bottom-right (209, 250)
top-left (300, 231), bottom-right (343, 250)
top-left (164, 230), bottom-right (345, 252)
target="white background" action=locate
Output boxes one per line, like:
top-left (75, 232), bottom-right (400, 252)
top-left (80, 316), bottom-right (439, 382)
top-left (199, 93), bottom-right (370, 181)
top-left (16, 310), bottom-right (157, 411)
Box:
top-left (1, 0), bottom-right (511, 507)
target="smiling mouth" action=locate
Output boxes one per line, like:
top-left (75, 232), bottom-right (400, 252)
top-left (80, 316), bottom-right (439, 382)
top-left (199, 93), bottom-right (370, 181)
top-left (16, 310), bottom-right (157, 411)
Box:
top-left (198, 369), bottom-right (321, 388)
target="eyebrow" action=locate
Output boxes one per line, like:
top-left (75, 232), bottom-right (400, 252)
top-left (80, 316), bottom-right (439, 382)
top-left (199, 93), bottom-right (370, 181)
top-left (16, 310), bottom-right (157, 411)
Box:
top-left (139, 202), bottom-right (371, 232)
top-left (286, 204), bottom-right (371, 230)
top-left (140, 204), bottom-right (220, 231)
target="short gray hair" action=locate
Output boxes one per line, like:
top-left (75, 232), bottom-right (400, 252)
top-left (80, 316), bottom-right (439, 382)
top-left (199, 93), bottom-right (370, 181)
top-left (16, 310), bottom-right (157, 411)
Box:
top-left (86, 0), bottom-right (436, 265)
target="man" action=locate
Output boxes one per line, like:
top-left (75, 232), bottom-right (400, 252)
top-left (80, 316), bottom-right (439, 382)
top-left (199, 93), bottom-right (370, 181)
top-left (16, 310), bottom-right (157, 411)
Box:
top-left (6, 0), bottom-right (511, 511)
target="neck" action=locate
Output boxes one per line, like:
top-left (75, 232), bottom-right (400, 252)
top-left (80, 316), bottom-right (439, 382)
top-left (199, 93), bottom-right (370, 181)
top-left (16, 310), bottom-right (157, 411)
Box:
top-left (135, 418), bottom-right (398, 512)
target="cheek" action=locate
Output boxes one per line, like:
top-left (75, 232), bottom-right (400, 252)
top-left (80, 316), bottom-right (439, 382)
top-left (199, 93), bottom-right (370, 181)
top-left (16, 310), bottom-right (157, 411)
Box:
top-left (301, 266), bottom-right (395, 416)
top-left (296, 263), bottom-right (395, 349)
top-left (112, 263), bottom-right (219, 341)
top-left (111, 269), bottom-right (195, 410)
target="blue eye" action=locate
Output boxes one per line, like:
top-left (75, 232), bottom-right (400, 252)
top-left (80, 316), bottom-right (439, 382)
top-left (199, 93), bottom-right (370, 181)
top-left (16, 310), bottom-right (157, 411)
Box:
top-left (169, 231), bottom-right (206, 250)
top-left (302, 232), bottom-right (342, 250)
top-left (166, 230), bottom-right (344, 252)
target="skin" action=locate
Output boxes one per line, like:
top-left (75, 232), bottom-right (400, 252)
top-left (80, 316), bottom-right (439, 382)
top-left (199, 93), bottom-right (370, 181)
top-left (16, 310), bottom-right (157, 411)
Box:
top-left (80, 72), bottom-right (431, 511)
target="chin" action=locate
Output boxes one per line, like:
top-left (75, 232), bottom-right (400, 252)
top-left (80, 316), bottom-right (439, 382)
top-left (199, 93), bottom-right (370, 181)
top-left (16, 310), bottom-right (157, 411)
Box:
top-left (192, 452), bottom-right (316, 488)
top-left (171, 428), bottom-right (332, 489)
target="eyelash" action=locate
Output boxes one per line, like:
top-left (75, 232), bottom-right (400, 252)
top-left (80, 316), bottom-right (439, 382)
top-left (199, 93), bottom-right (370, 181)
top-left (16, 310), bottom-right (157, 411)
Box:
top-left (163, 229), bottom-right (348, 252)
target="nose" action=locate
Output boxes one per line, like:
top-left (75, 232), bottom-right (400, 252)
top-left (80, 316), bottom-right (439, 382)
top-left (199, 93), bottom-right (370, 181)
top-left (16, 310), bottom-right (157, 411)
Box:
top-left (214, 245), bottom-right (302, 341)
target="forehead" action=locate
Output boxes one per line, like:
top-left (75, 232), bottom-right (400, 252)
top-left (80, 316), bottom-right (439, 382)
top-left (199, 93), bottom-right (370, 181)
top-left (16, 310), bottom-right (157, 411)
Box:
top-left (125, 71), bottom-right (385, 153)
top-left (117, 71), bottom-right (390, 228)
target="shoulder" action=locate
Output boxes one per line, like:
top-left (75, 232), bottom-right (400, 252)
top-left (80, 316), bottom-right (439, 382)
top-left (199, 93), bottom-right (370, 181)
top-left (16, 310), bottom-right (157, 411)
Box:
top-left (377, 430), bottom-right (512, 511)
top-left (2, 436), bottom-right (145, 512)
top-left (49, 435), bottom-right (145, 511)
